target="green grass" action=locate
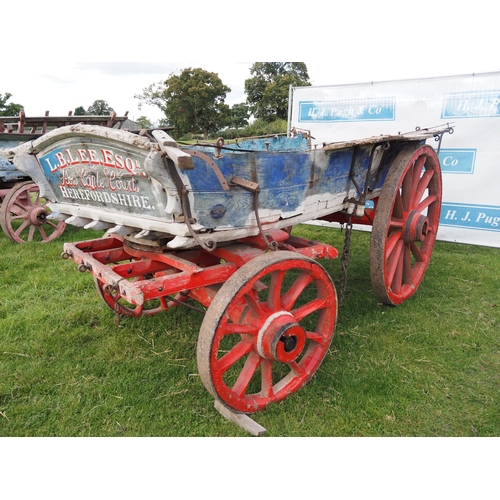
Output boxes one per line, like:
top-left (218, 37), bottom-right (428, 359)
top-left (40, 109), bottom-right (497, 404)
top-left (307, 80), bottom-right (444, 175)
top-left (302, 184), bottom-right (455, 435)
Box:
top-left (0, 223), bottom-right (498, 436)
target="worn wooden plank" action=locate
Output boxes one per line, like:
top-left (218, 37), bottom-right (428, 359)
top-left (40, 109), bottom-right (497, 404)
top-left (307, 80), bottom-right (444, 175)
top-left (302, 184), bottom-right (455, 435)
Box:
top-left (214, 400), bottom-right (266, 436)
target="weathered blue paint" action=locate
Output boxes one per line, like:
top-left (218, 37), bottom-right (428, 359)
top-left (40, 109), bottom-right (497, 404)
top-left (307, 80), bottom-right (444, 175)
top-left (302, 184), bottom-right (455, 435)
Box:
top-left (0, 157), bottom-right (30, 183)
top-left (3, 125), bottom-right (425, 245)
top-left (181, 139), bottom-right (409, 230)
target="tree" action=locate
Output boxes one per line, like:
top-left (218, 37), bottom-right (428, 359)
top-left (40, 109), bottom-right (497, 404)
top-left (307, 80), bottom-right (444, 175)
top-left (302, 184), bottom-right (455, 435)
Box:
top-left (0, 92), bottom-right (23, 116)
top-left (135, 67), bottom-right (231, 139)
top-left (74, 106), bottom-right (86, 116)
top-left (244, 63), bottom-right (311, 121)
top-left (86, 100), bottom-right (114, 115)
top-left (135, 115), bottom-right (154, 129)
top-left (228, 103), bottom-right (250, 129)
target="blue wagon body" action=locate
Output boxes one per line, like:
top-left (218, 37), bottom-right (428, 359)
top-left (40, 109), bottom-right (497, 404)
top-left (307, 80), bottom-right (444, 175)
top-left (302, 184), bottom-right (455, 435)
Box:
top-left (1, 123), bottom-right (451, 249)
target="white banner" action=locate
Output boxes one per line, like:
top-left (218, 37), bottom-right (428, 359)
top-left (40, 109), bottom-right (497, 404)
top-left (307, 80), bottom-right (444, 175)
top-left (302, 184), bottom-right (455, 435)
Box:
top-left (289, 72), bottom-right (500, 248)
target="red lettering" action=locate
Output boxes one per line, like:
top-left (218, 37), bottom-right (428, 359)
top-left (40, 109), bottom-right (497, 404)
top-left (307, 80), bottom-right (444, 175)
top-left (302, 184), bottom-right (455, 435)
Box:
top-left (115, 155), bottom-right (124, 169)
top-left (77, 149), bottom-right (89, 163)
top-left (125, 158), bottom-right (135, 173)
top-left (101, 149), bottom-right (115, 167)
top-left (66, 149), bottom-right (80, 165)
top-left (88, 150), bottom-right (100, 165)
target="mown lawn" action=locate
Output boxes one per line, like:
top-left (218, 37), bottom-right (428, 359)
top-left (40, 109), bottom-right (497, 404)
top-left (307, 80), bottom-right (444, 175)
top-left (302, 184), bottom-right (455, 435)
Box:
top-left (1, 223), bottom-right (498, 436)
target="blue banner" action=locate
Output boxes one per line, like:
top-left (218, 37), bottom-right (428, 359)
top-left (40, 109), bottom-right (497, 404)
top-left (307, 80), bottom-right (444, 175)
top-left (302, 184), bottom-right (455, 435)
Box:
top-left (438, 149), bottom-right (476, 174)
top-left (440, 203), bottom-right (500, 231)
top-left (441, 90), bottom-right (500, 118)
top-left (299, 98), bottom-right (395, 122)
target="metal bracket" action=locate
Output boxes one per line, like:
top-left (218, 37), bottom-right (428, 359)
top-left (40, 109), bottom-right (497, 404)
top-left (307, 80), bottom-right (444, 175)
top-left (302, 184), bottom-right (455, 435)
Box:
top-left (230, 176), bottom-right (278, 250)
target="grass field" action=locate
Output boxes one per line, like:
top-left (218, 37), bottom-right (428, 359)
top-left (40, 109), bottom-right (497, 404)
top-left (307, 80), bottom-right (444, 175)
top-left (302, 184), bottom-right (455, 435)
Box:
top-left (0, 223), bottom-right (498, 437)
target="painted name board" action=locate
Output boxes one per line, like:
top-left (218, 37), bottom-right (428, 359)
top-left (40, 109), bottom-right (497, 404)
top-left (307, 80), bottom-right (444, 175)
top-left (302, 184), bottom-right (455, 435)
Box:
top-left (39, 144), bottom-right (160, 214)
top-left (441, 90), bottom-right (500, 118)
top-left (298, 98), bottom-right (396, 122)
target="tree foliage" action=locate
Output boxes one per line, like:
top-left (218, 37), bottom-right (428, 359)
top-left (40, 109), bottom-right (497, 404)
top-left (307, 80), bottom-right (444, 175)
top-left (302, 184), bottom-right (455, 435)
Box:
top-left (86, 100), bottom-right (114, 115)
top-left (74, 106), bottom-right (86, 116)
top-left (228, 103), bottom-right (250, 129)
top-left (244, 63), bottom-right (311, 121)
top-left (135, 67), bottom-right (231, 139)
top-left (135, 115), bottom-right (154, 129)
top-left (0, 92), bottom-right (24, 117)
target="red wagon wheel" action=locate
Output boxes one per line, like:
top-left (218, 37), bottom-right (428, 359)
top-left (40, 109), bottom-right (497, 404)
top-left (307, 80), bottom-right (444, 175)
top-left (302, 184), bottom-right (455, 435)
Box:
top-left (370, 144), bottom-right (442, 305)
top-left (197, 251), bottom-right (337, 414)
top-left (0, 181), bottom-right (66, 243)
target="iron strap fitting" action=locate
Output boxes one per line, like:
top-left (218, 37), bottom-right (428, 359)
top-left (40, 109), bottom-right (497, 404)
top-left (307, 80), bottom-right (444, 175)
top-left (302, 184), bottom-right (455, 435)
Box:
top-left (230, 176), bottom-right (278, 251)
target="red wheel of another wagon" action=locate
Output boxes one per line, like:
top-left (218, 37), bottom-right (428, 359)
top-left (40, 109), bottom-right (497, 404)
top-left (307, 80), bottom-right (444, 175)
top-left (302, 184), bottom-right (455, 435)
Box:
top-left (197, 251), bottom-right (337, 414)
top-left (370, 144), bottom-right (442, 305)
top-left (0, 181), bottom-right (66, 243)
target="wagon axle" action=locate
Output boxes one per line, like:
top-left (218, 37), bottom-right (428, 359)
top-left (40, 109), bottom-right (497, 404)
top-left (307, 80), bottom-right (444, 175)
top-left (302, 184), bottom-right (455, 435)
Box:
top-left (405, 210), bottom-right (429, 243)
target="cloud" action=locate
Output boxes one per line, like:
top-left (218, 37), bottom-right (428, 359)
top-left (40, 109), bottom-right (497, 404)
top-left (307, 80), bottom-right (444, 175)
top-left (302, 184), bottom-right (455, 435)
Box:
top-left (74, 62), bottom-right (179, 77)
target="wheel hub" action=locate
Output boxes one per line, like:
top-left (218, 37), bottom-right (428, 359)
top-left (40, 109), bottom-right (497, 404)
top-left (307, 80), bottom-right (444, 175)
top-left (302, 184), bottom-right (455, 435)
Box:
top-left (404, 210), bottom-right (429, 244)
top-left (257, 311), bottom-right (306, 363)
top-left (28, 206), bottom-right (48, 226)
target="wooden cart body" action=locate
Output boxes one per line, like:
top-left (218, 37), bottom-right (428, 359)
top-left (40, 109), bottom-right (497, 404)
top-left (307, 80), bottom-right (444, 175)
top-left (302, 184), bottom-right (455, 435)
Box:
top-left (0, 112), bottom-right (128, 243)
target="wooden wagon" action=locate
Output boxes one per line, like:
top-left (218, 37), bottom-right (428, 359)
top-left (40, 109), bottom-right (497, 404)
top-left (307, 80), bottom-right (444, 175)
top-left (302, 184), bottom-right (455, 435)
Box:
top-left (1, 122), bottom-right (453, 434)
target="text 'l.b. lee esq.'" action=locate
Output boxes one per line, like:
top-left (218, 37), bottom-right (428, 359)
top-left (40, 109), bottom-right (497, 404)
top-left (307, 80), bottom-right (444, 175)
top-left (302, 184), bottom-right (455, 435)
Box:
top-left (39, 146), bottom-right (157, 212)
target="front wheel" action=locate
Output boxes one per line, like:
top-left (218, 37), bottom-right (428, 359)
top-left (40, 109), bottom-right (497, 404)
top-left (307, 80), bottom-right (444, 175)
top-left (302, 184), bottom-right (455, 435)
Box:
top-left (197, 251), bottom-right (337, 413)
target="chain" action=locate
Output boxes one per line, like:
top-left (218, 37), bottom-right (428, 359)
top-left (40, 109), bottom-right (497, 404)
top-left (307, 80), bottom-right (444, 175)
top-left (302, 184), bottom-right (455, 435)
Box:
top-left (339, 217), bottom-right (353, 306)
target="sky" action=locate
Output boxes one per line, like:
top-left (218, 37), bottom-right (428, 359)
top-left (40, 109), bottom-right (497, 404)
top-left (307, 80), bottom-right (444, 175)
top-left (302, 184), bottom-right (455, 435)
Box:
top-left (2, 1), bottom-right (498, 126)
top-left (3, 57), bottom-right (498, 126)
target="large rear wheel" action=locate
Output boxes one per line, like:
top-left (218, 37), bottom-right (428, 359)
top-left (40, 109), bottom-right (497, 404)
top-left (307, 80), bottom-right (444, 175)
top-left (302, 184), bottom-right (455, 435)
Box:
top-left (370, 144), bottom-right (442, 305)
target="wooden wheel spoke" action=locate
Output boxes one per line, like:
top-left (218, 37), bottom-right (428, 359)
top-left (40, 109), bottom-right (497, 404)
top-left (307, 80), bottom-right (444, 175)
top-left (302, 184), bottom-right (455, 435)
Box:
top-left (402, 244), bottom-right (413, 285)
top-left (218, 339), bottom-right (254, 375)
top-left (10, 202), bottom-right (28, 215)
top-left (281, 271), bottom-right (313, 311)
top-left (231, 351), bottom-right (262, 396)
top-left (243, 291), bottom-right (265, 319)
top-left (287, 360), bottom-right (305, 376)
top-left (15, 220), bottom-right (30, 236)
top-left (393, 190), bottom-right (404, 219)
top-left (410, 241), bottom-right (423, 262)
top-left (38, 225), bottom-right (51, 241)
top-left (401, 163), bottom-right (413, 212)
top-left (306, 331), bottom-right (326, 343)
top-left (417, 194), bottom-right (437, 213)
top-left (385, 229), bottom-right (403, 258)
top-left (28, 225), bottom-right (37, 241)
top-left (260, 359), bottom-right (274, 398)
top-left (387, 239), bottom-right (404, 287)
top-left (224, 323), bottom-right (258, 335)
top-left (291, 297), bottom-right (326, 322)
top-left (412, 155), bottom-right (426, 190)
top-left (268, 269), bottom-right (285, 310)
top-left (412, 168), bottom-right (434, 208)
